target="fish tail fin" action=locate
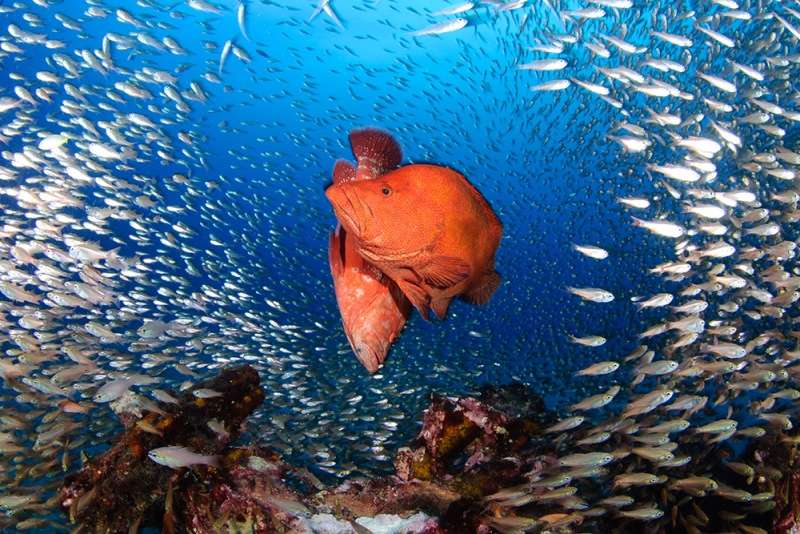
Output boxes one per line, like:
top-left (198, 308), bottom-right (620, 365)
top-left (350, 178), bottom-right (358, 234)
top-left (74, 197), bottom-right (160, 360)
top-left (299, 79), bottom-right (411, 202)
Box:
top-left (461, 270), bottom-right (501, 305)
top-left (206, 455), bottom-right (221, 468)
top-left (332, 159), bottom-right (356, 185)
top-left (349, 128), bottom-right (402, 177)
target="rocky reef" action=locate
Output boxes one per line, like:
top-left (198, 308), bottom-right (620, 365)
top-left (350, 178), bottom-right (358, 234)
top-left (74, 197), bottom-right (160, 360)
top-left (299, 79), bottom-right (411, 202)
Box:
top-left (58, 367), bottom-right (800, 534)
top-left (59, 365), bottom-right (265, 532)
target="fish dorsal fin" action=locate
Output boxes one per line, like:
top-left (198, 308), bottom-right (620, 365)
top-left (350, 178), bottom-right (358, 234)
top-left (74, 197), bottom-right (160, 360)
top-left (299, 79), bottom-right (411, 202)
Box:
top-left (419, 255), bottom-right (471, 289)
top-left (349, 128), bottom-right (402, 179)
top-left (332, 160), bottom-right (357, 185)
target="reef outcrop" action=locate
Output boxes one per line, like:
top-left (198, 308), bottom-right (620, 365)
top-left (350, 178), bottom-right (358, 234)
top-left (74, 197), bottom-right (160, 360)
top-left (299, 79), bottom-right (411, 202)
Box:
top-left (59, 367), bottom-right (800, 534)
top-left (59, 365), bottom-right (265, 533)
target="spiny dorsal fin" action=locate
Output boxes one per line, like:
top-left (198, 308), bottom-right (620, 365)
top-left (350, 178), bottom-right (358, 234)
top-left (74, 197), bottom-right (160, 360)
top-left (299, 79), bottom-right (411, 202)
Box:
top-left (349, 128), bottom-right (402, 179)
top-left (332, 159), bottom-right (356, 185)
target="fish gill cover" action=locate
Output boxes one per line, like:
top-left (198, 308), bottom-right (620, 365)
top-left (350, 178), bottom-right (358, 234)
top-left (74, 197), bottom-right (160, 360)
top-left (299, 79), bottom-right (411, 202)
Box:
top-left (0, 0), bottom-right (799, 531)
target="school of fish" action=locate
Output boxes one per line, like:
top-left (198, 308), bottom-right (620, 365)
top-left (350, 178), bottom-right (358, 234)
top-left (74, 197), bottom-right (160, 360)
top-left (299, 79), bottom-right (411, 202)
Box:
top-left (0, 0), bottom-right (799, 531)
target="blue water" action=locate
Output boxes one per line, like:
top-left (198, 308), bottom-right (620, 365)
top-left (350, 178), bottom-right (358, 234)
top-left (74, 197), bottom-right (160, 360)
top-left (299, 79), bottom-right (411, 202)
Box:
top-left (0, 0), bottom-right (671, 466)
top-left (1, 0), bottom-right (793, 530)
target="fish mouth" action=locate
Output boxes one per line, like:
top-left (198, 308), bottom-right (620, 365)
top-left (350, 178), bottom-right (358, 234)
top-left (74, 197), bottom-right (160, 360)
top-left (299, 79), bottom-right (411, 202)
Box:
top-left (347, 333), bottom-right (387, 373)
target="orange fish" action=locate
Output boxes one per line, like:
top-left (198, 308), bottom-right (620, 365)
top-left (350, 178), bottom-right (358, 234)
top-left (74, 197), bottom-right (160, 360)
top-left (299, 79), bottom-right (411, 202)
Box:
top-left (325, 138), bottom-right (503, 321)
top-left (327, 129), bottom-right (411, 373)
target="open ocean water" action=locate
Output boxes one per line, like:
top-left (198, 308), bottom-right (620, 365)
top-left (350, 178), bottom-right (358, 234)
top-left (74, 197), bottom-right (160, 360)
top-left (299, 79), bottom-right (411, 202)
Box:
top-left (1, 0), bottom-right (800, 531)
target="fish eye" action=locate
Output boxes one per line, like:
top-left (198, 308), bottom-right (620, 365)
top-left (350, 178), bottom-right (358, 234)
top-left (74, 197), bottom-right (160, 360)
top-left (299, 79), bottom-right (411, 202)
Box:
top-left (381, 186), bottom-right (392, 196)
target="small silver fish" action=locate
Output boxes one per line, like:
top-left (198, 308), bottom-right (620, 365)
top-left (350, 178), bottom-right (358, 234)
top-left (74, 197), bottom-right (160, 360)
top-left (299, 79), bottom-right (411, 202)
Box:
top-left (237, 2), bottom-right (249, 40)
top-left (559, 452), bottom-right (615, 467)
top-left (148, 446), bottom-right (220, 469)
top-left (567, 287), bottom-right (614, 303)
top-left (576, 361), bottom-right (619, 376)
top-left (193, 388), bottom-right (223, 399)
top-left (411, 18), bottom-right (468, 37)
top-left (93, 378), bottom-right (133, 403)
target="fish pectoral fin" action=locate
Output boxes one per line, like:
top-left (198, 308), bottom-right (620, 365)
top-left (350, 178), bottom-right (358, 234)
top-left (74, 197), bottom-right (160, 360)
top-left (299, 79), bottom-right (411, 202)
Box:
top-left (332, 159), bottom-right (356, 185)
top-left (395, 278), bottom-right (431, 321)
top-left (419, 255), bottom-right (471, 289)
top-left (461, 270), bottom-right (501, 305)
top-left (431, 297), bottom-right (452, 320)
top-left (328, 228), bottom-right (344, 277)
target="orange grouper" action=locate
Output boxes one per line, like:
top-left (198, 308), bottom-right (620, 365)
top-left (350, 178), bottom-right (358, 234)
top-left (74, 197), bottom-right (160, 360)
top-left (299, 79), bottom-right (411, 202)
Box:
top-left (325, 137), bottom-right (503, 321)
top-left (328, 129), bottom-right (411, 373)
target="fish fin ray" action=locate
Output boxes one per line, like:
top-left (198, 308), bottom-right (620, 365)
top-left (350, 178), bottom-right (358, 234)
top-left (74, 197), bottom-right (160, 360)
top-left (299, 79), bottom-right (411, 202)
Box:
top-left (431, 297), bottom-right (452, 320)
top-left (461, 270), bottom-right (501, 305)
top-left (396, 278), bottom-right (430, 320)
top-left (332, 160), bottom-right (356, 185)
top-left (420, 256), bottom-right (471, 289)
top-left (349, 128), bottom-right (402, 178)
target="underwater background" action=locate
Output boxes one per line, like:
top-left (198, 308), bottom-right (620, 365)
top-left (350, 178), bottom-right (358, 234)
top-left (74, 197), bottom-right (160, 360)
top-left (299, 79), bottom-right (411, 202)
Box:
top-left (1, 0), bottom-right (800, 531)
